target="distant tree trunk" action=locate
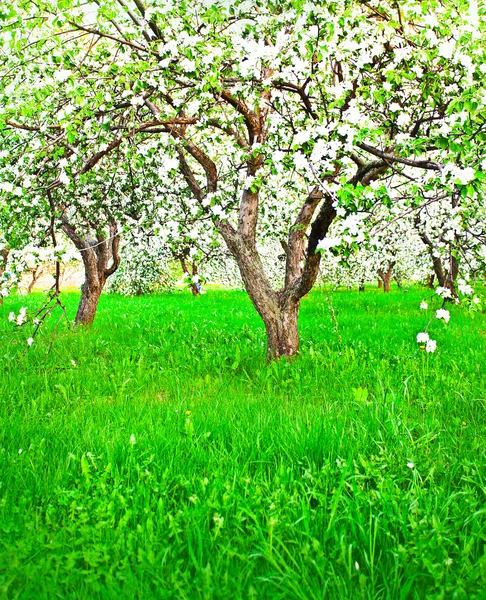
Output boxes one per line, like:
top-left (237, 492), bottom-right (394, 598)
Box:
top-left (377, 261), bottom-right (396, 293)
top-left (377, 279), bottom-right (383, 289)
top-left (61, 218), bottom-right (120, 325)
top-left (0, 247), bottom-right (8, 277)
top-left (0, 247), bottom-right (9, 305)
top-left (359, 281), bottom-right (365, 292)
top-left (180, 257), bottom-right (201, 296)
top-left (27, 265), bottom-right (44, 293)
top-left (416, 228), bottom-right (458, 298)
top-left (428, 273), bottom-right (435, 289)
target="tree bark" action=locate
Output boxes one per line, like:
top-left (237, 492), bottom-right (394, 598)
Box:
top-left (61, 218), bottom-right (120, 325)
top-left (218, 191), bottom-right (337, 360)
top-left (76, 281), bottom-right (103, 324)
top-left (264, 298), bottom-right (300, 359)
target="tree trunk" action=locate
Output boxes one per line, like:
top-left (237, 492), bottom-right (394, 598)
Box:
top-left (264, 299), bottom-right (300, 360)
top-left (359, 282), bottom-right (365, 292)
top-left (218, 191), bottom-right (336, 360)
top-left (416, 226), bottom-right (458, 298)
top-left (428, 273), bottom-right (435, 289)
top-left (377, 279), bottom-right (383, 289)
top-left (429, 255), bottom-right (457, 298)
top-left (180, 257), bottom-right (201, 296)
top-left (27, 266), bottom-right (43, 293)
top-left (76, 281), bottom-right (103, 325)
top-left (0, 247), bottom-right (9, 277)
top-left (61, 217), bottom-right (120, 326)
top-left (378, 261), bottom-right (395, 293)
top-left (191, 262), bottom-right (201, 297)
top-left (0, 247), bottom-right (8, 306)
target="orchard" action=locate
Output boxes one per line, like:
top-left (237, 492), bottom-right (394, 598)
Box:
top-left (0, 1), bottom-right (485, 598)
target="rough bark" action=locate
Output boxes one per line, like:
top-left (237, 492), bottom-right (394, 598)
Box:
top-left (218, 191), bottom-right (337, 360)
top-left (61, 218), bottom-right (120, 325)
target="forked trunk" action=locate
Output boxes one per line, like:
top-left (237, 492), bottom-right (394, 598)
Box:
top-left (378, 261), bottom-right (395, 293)
top-left (61, 218), bottom-right (120, 326)
top-left (27, 266), bottom-right (43, 294)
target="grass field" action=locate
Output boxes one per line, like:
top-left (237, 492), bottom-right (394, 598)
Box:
top-left (0, 286), bottom-right (485, 599)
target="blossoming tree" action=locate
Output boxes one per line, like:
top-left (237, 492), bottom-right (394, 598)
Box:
top-left (1, 0), bottom-right (486, 357)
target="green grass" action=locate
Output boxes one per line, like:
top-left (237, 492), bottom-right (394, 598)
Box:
top-left (0, 286), bottom-right (485, 599)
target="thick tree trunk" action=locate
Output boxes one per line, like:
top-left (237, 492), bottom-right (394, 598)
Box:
top-left (218, 191), bottom-right (336, 360)
top-left (76, 281), bottom-right (103, 325)
top-left (430, 255), bottom-right (457, 298)
top-left (264, 300), bottom-right (300, 360)
top-left (377, 279), bottom-right (383, 289)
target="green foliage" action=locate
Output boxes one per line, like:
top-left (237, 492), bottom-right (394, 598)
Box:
top-left (0, 288), bottom-right (485, 599)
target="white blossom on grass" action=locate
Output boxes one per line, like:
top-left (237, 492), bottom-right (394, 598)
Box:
top-left (436, 309), bottom-right (450, 323)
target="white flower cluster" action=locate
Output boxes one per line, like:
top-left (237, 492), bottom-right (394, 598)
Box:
top-left (436, 286), bottom-right (452, 299)
top-left (435, 309), bottom-right (450, 323)
top-left (416, 332), bottom-right (437, 353)
top-left (8, 306), bottom-right (28, 326)
top-left (457, 279), bottom-right (473, 296)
